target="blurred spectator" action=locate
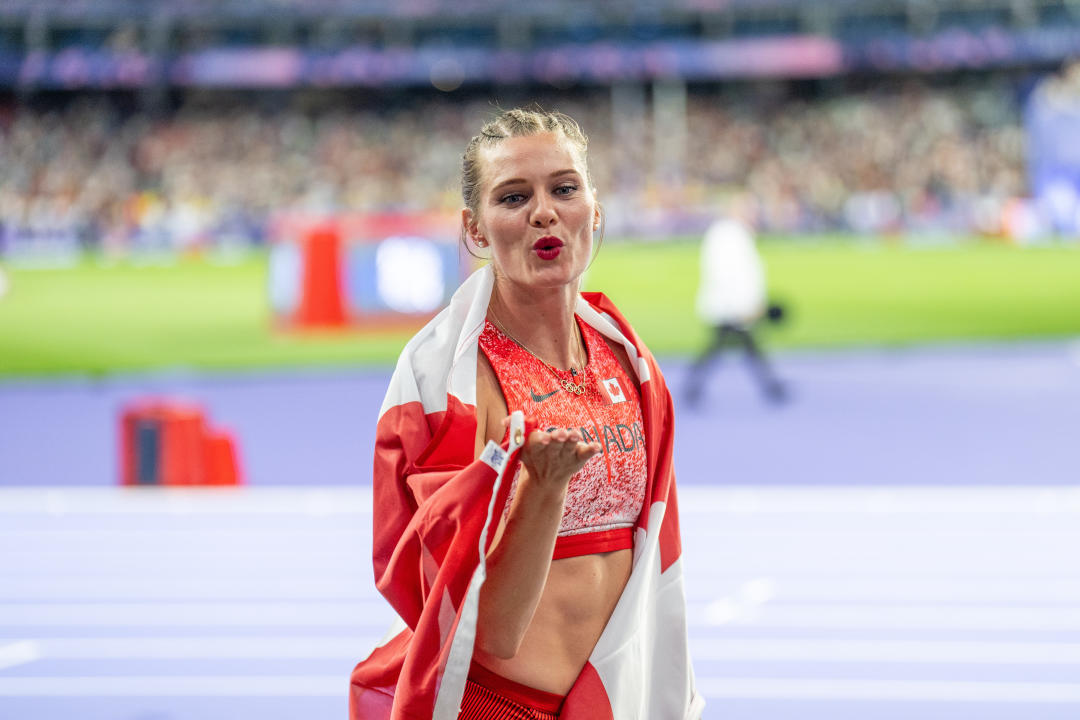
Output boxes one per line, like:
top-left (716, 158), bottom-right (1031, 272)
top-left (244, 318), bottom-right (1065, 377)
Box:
top-left (683, 193), bottom-right (788, 407)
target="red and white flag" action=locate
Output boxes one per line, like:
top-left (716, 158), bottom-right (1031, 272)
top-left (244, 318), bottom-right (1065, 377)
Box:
top-left (349, 265), bottom-right (703, 719)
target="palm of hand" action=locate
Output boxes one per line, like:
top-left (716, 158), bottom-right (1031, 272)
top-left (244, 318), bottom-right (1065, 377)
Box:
top-left (520, 427), bottom-right (602, 487)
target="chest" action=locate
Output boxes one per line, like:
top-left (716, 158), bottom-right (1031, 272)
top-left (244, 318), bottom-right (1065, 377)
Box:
top-left (479, 318), bottom-right (648, 543)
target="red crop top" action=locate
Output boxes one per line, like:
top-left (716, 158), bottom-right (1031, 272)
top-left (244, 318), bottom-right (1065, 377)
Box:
top-left (478, 316), bottom-right (647, 560)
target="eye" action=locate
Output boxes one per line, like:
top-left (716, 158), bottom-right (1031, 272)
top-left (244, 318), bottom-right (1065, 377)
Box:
top-left (554, 184), bottom-right (579, 196)
top-left (499, 192), bottom-right (526, 205)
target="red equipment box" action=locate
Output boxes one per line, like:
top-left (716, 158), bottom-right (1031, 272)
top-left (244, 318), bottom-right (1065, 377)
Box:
top-left (119, 400), bottom-right (242, 486)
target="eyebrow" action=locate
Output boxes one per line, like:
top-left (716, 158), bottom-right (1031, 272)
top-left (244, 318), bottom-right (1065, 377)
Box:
top-left (489, 169), bottom-right (581, 195)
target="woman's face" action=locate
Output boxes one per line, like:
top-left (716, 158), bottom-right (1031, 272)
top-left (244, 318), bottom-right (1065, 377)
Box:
top-left (465, 132), bottom-right (599, 294)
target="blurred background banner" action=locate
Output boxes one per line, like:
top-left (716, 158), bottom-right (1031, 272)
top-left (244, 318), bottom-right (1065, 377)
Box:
top-left (267, 211), bottom-right (461, 328)
top-left (0, 2), bottom-right (1079, 719)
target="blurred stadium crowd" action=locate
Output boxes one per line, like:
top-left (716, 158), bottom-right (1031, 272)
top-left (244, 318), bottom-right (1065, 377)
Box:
top-left (2, 0), bottom-right (1079, 252)
top-left (0, 76), bottom-right (1034, 250)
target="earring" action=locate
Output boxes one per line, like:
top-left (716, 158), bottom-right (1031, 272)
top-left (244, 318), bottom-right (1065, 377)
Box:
top-left (475, 237), bottom-right (486, 247)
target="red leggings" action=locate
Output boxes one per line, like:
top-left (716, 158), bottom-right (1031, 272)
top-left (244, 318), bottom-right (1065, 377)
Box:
top-left (458, 662), bottom-right (563, 720)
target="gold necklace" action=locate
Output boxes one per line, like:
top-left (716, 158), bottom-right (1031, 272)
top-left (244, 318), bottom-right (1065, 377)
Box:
top-left (488, 309), bottom-right (588, 396)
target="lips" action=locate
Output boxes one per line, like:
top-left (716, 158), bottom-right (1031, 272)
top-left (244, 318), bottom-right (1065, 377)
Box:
top-left (533, 236), bottom-right (563, 260)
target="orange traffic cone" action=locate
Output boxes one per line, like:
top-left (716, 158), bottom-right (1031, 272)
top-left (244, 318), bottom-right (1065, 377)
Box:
top-left (296, 226), bottom-right (346, 327)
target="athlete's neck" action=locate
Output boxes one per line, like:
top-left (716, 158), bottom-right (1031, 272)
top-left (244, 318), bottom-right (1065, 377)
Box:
top-left (488, 280), bottom-right (583, 371)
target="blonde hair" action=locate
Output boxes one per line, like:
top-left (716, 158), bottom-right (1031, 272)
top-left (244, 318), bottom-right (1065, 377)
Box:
top-left (461, 107), bottom-right (592, 215)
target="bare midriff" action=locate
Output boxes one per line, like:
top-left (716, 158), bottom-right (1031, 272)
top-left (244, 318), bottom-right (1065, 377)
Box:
top-left (472, 547), bottom-right (632, 694)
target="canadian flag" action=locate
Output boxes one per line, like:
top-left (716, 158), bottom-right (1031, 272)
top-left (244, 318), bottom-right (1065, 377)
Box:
top-left (602, 376), bottom-right (626, 404)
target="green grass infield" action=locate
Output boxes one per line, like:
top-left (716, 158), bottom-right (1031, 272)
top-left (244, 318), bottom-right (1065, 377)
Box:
top-left (0, 237), bottom-right (1078, 376)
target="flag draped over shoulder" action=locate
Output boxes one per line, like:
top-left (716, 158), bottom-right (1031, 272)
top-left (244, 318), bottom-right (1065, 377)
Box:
top-left (350, 265), bottom-right (704, 720)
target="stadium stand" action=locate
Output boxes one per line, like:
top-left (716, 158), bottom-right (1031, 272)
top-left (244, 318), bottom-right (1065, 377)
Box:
top-left (0, 78), bottom-right (1032, 245)
top-left (0, 0), bottom-right (1077, 249)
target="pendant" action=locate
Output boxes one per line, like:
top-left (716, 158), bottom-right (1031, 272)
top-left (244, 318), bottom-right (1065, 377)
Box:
top-left (560, 378), bottom-right (586, 395)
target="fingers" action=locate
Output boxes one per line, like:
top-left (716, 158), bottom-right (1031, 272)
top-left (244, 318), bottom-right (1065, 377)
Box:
top-left (521, 427), bottom-right (602, 484)
top-left (576, 440), bottom-right (602, 461)
top-left (505, 416), bottom-right (593, 452)
top-left (552, 427), bottom-right (580, 443)
top-left (527, 427), bottom-right (584, 448)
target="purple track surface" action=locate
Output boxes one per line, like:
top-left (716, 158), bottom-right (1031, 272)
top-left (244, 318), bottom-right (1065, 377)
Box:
top-left (1, 342), bottom-right (1078, 719)
top-left (1, 341), bottom-right (1077, 487)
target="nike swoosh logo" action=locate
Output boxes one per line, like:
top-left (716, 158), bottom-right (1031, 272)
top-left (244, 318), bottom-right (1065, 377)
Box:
top-left (530, 388), bottom-right (559, 403)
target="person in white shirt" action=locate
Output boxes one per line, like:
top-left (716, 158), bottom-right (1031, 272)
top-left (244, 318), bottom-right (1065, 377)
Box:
top-left (684, 195), bottom-right (787, 406)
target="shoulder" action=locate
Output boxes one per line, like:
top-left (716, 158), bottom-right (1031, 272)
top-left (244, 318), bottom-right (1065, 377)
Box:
top-left (579, 291), bottom-right (646, 357)
top-left (579, 291), bottom-right (654, 384)
top-left (393, 265), bottom-right (495, 378)
top-left (599, 335), bottom-right (637, 387)
top-left (384, 293), bottom-right (484, 413)
top-left (578, 290), bottom-right (674, 405)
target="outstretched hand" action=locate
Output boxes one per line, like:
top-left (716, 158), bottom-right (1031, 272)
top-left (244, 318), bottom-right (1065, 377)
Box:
top-left (505, 418), bottom-right (602, 489)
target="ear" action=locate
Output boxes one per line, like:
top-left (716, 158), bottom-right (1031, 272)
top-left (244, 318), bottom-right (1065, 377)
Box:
top-left (462, 208), bottom-right (483, 244)
top-left (593, 202), bottom-right (602, 231)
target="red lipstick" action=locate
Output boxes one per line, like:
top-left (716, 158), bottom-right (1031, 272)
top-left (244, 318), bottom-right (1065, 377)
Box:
top-left (533, 236), bottom-right (563, 260)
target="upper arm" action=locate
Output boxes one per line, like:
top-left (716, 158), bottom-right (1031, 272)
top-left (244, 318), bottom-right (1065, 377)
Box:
top-left (475, 349), bottom-right (513, 552)
top-left (475, 350), bottom-right (509, 458)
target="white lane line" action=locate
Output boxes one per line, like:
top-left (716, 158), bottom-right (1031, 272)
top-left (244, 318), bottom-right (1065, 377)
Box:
top-left (677, 487), bottom-right (1080, 514)
top-left (5, 675), bottom-right (1079, 701)
top-left (688, 529), bottom-right (1080, 539)
top-left (0, 488), bottom-right (372, 515)
top-left (0, 601), bottom-right (391, 626)
top-left (16, 637), bottom-right (1079, 664)
top-left (688, 577), bottom-right (1080, 604)
top-left (0, 675), bottom-right (343, 697)
top-left (698, 603), bottom-right (1080, 630)
top-left (0, 640), bottom-right (40, 670)
top-left (692, 639), bottom-right (1080, 664)
top-left (697, 677), bottom-right (1080, 703)
top-left (11, 574), bottom-right (1079, 606)
top-left (2, 487), bottom-right (1079, 515)
top-left (0, 578), bottom-right (367, 601)
top-left (0, 531), bottom-right (362, 543)
top-left (28, 636), bottom-right (381, 660)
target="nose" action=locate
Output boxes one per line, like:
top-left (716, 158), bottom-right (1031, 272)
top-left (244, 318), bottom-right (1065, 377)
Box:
top-left (529, 194), bottom-right (557, 228)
